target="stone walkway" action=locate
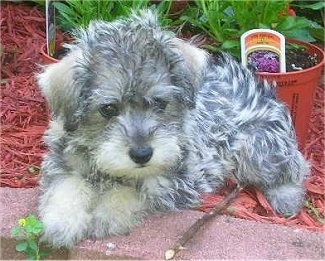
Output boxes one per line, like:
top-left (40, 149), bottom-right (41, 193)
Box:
top-left (1, 187), bottom-right (324, 260)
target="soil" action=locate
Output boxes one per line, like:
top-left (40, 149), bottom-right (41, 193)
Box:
top-left (285, 43), bottom-right (318, 71)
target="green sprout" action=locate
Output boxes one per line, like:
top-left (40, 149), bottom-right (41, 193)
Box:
top-left (305, 200), bottom-right (325, 225)
top-left (11, 215), bottom-right (50, 260)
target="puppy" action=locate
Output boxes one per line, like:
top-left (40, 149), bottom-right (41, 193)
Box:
top-left (38, 10), bottom-right (309, 248)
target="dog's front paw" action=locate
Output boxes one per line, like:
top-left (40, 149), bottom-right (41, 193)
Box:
top-left (90, 186), bottom-right (146, 238)
top-left (39, 176), bottom-right (93, 247)
top-left (41, 207), bottom-right (91, 248)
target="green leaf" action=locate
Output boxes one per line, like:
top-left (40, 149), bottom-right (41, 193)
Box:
top-left (221, 40), bottom-right (239, 50)
top-left (53, 2), bottom-right (72, 15)
top-left (28, 240), bottom-right (38, 251)
top-left (309, 28), bottom-right (325, 42)
top-left (11, 227), bottom-right (21, 236)
top-left (258, 23), bottom-right (271, 30)
top-left (15, 241), bottom-right (28, 252)
top-left (296, 2), bottom-right (325, 10)
top-left (283, 29), bottom-right (316, 42)
top-left (276, 16), bottom-right (297, 31)
top-left (24, 226), bottom-right (33, 235)
top-left (27, 167), bottom-right (36, 173)
top-left (304, 200), bottom-right (325, 224)
top-left (26, 215), bottom-right (37, 223)
top-left (31, 224), bottom-right (44, 235)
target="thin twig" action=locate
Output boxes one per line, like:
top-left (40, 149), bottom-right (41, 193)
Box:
top-left (165, 185), bottom-right (243, 260)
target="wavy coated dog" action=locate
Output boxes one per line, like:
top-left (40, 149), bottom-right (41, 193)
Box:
top-left (38, 10), bottom-right (309, 247)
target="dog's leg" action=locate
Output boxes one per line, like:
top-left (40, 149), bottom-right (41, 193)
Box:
top-left (262, 150), bottom-right (309, 216)
top-left (39, 175), bottom-right (93, 247)
top-left (233, 133), bottom-right (309, 217)
top-left (264, 182), bottom-right (306, 216)
top-left (90, 186), bottom-right (146, 238)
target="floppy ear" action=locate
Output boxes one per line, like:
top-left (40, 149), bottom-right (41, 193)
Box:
top-left (171, 38), bottom-right (208, 90)
top-left (169, 38), bottom-right (208, 108)
top-left (37, 50), bottom-right (82, 131)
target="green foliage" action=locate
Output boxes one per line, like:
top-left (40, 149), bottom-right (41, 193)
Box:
top-left (53, 0), bottom-right (147, 31)
top-left (178, 0), bottom-right (324, 57)
top-left (151, 0), bottom-right (174, 27)
top-left (305, 200), bottom-right (325, 224)
top-left (27, 165), bottom-right (40, 174)
top-left (291, 1), bottom-right (325, 42)
top-left (53, 0), bottom-right (174, 32)
top-left (11, 215), bottom-right (50, 260)
top-left (50, 0), bottom-right (324, 57)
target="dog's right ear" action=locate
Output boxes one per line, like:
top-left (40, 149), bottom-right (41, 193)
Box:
top-left (37, 50), bottom-right (82, 131)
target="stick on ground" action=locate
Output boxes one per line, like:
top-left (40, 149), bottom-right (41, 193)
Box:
top-left (165, 185), bottom-right (243, 260)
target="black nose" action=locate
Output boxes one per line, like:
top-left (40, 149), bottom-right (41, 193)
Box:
top-left (129, 146), bottom-right (153, 165)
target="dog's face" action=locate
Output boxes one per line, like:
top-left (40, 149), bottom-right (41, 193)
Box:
top-left (38, 11), bottom-right (207, 178)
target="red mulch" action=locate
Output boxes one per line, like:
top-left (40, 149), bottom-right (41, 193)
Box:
top-left (1, 2), bottom-right (324, 231)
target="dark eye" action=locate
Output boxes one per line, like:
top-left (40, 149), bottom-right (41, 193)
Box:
top-left (99, 104), bottom-right (119, 119)
top-left (153, 98), bottom-right (168, 111)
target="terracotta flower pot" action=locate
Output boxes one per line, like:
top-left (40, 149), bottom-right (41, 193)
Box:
top-left (40, 42), bottom-right (59, 64)
top-left (257, 39), bottom-right (324, 149)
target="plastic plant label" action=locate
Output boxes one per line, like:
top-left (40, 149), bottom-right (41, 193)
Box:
top-left (45, 0), bottom-right (56, 57)
top-left (241, 29), bottom-right (286, 73)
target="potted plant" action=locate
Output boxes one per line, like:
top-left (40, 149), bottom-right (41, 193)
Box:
top-left (240, 28), bottom-right (324, 149)
top-left (40, 0), bottom-right (178, 64)
top-left (178, 0), bottom-right (324, 149)
top-left (254, 38), bottom-right (324, 149)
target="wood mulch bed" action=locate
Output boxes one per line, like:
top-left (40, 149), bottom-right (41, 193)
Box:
top-left (1, 2), bottom-right (324, 231)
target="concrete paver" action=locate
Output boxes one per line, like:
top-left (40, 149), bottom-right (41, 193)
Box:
top-left (1, 187), bottom-right (324, 260)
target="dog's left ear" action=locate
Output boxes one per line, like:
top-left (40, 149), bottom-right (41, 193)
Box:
top-left (171, 39), bottom-right (208, 89)
top-left (170, 39), bottom-right (208, 108)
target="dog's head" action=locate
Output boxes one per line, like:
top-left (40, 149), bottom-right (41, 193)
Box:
top-left (38, 10), bottom-right (208, 178)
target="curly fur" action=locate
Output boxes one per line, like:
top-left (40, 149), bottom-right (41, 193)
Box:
top-left (37, 10), bottom-right (309, 248)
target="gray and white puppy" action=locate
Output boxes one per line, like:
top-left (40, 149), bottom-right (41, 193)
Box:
top-left (38, 10), bottom-right (309, 248)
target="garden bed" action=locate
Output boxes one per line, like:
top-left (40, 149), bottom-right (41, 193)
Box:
top-left (1, 2), bottom-right (324, 232)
